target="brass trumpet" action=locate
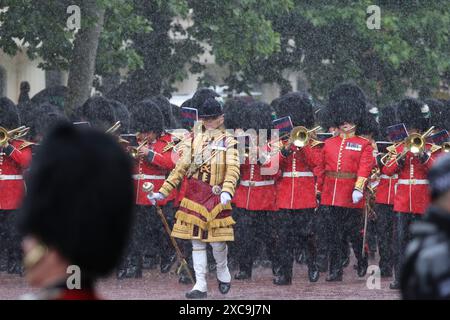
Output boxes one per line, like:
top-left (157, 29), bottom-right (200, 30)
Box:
top-left (0, 126), bottom-right (30, 146)
top-left (386, 126), bottom-right (435, 167)
top-left (129, 138), bottom-right (148, 159)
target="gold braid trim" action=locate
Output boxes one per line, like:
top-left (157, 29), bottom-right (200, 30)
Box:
top-left (354, 176), bottom-right (368, 192)
top-left (176, 198), bottom-right (233, 229)
top-left (208, 216), bottom-right (236, 229)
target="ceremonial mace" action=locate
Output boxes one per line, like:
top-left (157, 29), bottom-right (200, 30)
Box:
top-left (143, 182), bottom-right (195, 283)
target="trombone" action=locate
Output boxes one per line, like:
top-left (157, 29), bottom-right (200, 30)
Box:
top-left (0, 126), bottom-right (30, 146)
top-left (386, 126), bottom-right (435, 167)
top-left (280, 126), bottom-right (322, 152)
top-left (105, 121), bottom-right (121, 134)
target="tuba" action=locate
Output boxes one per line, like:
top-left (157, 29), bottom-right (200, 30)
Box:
top-left (0, 126), bottom-right (30, 146)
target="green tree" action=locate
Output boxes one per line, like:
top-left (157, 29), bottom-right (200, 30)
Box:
top-left (233, 0), bottom-right (450, 104)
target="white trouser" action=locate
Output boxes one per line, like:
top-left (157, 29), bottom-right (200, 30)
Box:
top-left (191, 240), bottom-right (231, 292)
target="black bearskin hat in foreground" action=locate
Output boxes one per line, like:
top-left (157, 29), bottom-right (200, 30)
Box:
top-left (397, 98), bottom-right (429, 131)
top-left (0, 97), bottom-right (20, 129)
top-left (224, 98), bottom-right (248, 130)
top-left (275, 92), bottom-right (315, 128)
top-left (129, 99), bottom-right (164, 134)
top-left (109, 99), bottom-right (130, 134)
top-left (328, 83), bottom-right (366, 127)
top-left (19, 123), bottom-right (134, 278)
top-left (79, 96), bottom-right (116, 131)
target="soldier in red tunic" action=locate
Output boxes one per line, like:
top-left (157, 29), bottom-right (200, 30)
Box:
top-left (118, 100), bottom-right (178, 278)
top-left (270, 92), bottom-right (322, 285)
top-left (19, 123), bottom-right (134, 300)
top-left (383, 98), bottom-right (441, 289)
top-left (232, 101), bottom-right (280, 282)
top-left (373, 105), bottom-right (399, 278)
top-left (316, 84), bottom-right (375, 281)
top-left (0, 97), bottom-right (33, 275)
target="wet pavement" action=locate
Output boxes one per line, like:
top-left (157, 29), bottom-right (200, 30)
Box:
top-left (0, 255), bottom-right (400, 300)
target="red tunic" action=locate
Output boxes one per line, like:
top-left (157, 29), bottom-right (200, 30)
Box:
top-left (132, 133), bottom-right (178, 206)
top-left (0, 139), bottom-right (32, 210)
top-left (375, 165), bottom-right (397, 206)
top-left (317, 133), bottom-right (375, 209)
top-left (383, 143), bottom-right (440, 214)
top-left (233, 155), bottom-right (278, 211)
top-left (275, 142), bottom-right (324, 210)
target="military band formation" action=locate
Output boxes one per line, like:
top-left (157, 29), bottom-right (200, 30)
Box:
top-left (1, 82), bottom-right (450, 299)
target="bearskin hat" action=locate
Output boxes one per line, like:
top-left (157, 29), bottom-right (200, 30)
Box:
top-left (191, 88), bottom-right (220, 109)
top-left (247, 102), bottom-right (274, 131)
top-left (28, 103), bottom-right (68, 141)
top-left (328, 83), bottom-right (366, 127)
top-left (224, 98), bottom-right (248, 130)
top-left (378, 104), bottom-right (398, 138)
top-left (197, 97), bottom-right (223, 118)
top-left (356, 111), bottom-right (380, 140)
top-left (109, 99), bottom-right (130, 134)
top-left (442, 99), bottom-right (450, 130)
top-left (19, 123), bottom-right (134, 278)
top-left (0, 97), bottom-right (20, 129)
top-left (425, 99), bottom-right (446, 131)
top-left (129, 99), bottom-right (164, 134)
top-left (79, 96), bottom-right (117, 131)
top-left (397, 98), bottom-right (429, 131)
top-left (274, 92), bottom-right (315, 128)
top-left (150, 95), bottom-right (178, 129)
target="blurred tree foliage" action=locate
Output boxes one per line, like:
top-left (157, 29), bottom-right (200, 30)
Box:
top-left (1, 0), bottom-right (449, 105)
top-left (245, 0), bottom-right (450, 104)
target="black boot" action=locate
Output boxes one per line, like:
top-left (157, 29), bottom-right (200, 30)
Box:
top-left (326, 270), bottom-right (343, 281)
top-left (234, 269), bottom-right (251, 280)
top-left (380, 267), bottom-right (393, 278)
top-left (185, 290), bottom-right (207, 299)
top-left (218, 280), bottom-right (231, 294)
top-left (273, 274), bottom-right (292, 285)
top-left (308, 265), bottom-right (320, 282)
top-left (389, 279), bottom-right (400, 290)
top-left (142, 255), bottom-right (158, 270)
top-left (160, 254), bottom-right (176, 273)
top-left (357, 257), bottom-right (368, 277)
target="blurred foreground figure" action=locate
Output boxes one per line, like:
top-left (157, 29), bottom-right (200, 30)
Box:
top-left (401, 154), bottom-right (450, 300)
top-left (19, 123), bottom-right (134, 300)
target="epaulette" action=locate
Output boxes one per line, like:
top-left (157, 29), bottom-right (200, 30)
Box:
top-left (310, 139), bottom-right (324, 148)
top-left (429, 144), bottom-right (441, 154)
top-left (17, 140), bottom-right (36, 150)
top-left (356, 135), bottom-right (371, 142)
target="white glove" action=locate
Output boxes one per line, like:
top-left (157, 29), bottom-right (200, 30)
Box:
top-left (352, 190), bottom-right (364, 204)
top-left (220, 192), bottom-right (232, 205)
top-left (147, 192), bottom-right (165, 205)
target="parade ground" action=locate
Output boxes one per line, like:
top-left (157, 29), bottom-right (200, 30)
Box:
top-left (0, 255), bottom-right (400, 300)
